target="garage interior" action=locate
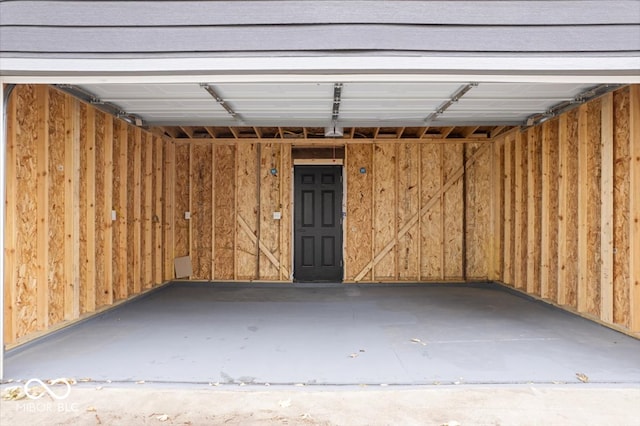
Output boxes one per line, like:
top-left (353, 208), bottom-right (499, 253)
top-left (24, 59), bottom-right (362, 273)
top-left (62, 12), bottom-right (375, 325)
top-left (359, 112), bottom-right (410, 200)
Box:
top-left (1, 81), bottom-right (639, 384)
top-left (1, 0), bottom-right (639, 385)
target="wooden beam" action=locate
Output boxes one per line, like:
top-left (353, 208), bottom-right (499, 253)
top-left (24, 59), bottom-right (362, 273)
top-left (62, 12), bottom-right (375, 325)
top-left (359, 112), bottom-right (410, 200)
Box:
top-left (85, 107), bottom-right (96, 312)
top-left (154, 136), bottom-right (164, 285)
top-left (205, 127), bottom-right (217, 138)
top-left (36, 86), bottom-right (50, 330)
top-left (600, 92), bottom-right (614, 323)
top-left (63, 96), bottom-right (81, 320)
top-left (577, 104), bottom-right (589, 313)
top-left (489, 136), bottom-right (502, 281)
top-left (503, 135), bottom-right (513, 285)
top-left (629, 85), bottom-right (640, 332)
top-left (117, 123), bottom-right (128, 300)
top-left (133, 127), bottom-right (142, 291)
top-left (179, 126), bottom-right (194, 139)
top-left (103, 114), bottom-right (114, 305)
top-left (557, 114), bottom-right (569, 306)
top-left (440, 144), bottom-right (445, 280)
top-left (526, 129), bottom-right (537, 294)
top-left (513, 131), bottom-right (524, 290)
top-left (163, 141), bottom-right (176, 280)
top-left (144, 132), bottom-right (153, 288)
top-left (4, 88), bottom-right (17, 343)
top-left (540, 121), bottom-right (552, 299)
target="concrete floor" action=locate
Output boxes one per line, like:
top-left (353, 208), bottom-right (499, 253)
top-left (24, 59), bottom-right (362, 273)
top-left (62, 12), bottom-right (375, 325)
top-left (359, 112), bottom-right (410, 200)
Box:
top-left (4, 282), bottom-right (640, 385)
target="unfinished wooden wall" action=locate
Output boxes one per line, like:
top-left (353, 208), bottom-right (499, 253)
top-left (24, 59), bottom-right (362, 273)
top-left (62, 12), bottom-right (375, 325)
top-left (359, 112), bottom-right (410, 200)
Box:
top-left (345, 141), bottom-right (492, 282)
top-left (170, 142), bottom-right (292, 281)
top-left (4, 85), bottom-right (169, 346)
top-left (494, 85), bottom-right (640, 336)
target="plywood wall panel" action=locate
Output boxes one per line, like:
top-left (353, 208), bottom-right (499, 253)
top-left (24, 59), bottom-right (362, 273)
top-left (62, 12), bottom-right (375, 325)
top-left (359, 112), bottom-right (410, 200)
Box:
top-left (546, 119), bottom-right (560, 303)
top-left (14, 85), bottom-right (40, 338)
top-left (373, 144), bottom-right (397, 280)
top-left (586, 100), bottom-right (602, 317)
top-left (465, 143), bottom-right (491, 279)
top-left (613, 88), bottom-right (630, 327)
top-left (93, 111), bottom-right (107, 308)
top-left (47, 88), bottom-right (66, 325)
top-left (82, 106), bottom-right (96, 314)
top-left (153, 136), bottom-right (164, 286)
top-left (191, 143), bottom-right (213, 280)
top-left (4, 89), bottom-right (17, 342)
top-left (259, 143), bottom-right (281, 280)
top-left (345, 145), bottom-right (373, 281)
top-left (127, 123), bottom-right (142, 297)
top-left (142, 132), bottom-right (154, 289)
top-left (174, 143), bottom-right (190, 262)
top-left (111, 121), bottom-right (124, 300)
top-left (420, 144), bottom-right (442, 280)
top-left (214, 145), bottom-right (236, 280)
top-left (443, 143), bottom-right (463, 279)
top-left (397, 144), bottom-right (420, 280)
top-left (564, 110), bottom-right (580, 309)
top-left (502, 135), bottom-right (515, 286)
top-left (163, 141), bottom-right (176, 281)
top-left (236, 143), bottom-right (259, 280)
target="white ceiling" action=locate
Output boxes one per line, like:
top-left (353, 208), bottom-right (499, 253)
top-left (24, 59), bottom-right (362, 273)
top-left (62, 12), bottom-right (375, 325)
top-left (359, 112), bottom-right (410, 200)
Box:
top-left (78, 81), bottom-right (597, 128)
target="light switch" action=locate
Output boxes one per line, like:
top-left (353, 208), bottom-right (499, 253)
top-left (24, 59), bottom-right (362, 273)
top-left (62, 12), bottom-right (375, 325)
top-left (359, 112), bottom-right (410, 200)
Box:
top-left (111, 210), bottom-right (117, 221)
top-left (273, 211), bottom-right (282, 220)
top-left (184, 211), bottom-right (191, 220)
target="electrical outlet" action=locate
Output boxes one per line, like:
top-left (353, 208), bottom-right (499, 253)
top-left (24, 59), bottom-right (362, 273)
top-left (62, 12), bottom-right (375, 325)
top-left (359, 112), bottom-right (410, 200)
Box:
top-left (185, 211), bottom-right (191, 220)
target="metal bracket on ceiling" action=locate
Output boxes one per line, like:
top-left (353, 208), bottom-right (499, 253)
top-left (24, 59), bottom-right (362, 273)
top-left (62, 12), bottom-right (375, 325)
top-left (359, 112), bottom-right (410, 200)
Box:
top-left (332, 83), bottom-right (343, 122)
top-left (424, 82), bottom-right (479, 124)
top-left (325, 83), bottom-right (344, 138)
top-left (523, 84), bottom-right (621, 127)
top-left (200, 83), bottom-right (242, 122)
top-left (54, 84), bottom-right (144, 127)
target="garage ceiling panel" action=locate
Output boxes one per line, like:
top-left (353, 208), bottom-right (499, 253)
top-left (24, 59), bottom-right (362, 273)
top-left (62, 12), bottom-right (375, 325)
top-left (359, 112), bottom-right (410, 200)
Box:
top-left (75, 80), bottom-right (601, 128)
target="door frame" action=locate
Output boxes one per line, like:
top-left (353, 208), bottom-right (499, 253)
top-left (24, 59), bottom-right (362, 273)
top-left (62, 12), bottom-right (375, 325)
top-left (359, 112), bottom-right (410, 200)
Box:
top-left (291, 159), bottom-right (346, 282)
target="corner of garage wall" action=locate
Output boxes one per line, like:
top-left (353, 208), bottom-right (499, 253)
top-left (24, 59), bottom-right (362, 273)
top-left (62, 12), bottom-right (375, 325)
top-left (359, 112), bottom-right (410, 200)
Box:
top-left (3, 84), bottom-right (173, 347)
top-left (492, 84), bottom-right (640, 338)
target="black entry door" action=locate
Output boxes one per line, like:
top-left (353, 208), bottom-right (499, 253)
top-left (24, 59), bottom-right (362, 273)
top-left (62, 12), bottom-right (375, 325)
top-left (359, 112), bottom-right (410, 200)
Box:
top-left (294, 166), bottom-right (343, 282)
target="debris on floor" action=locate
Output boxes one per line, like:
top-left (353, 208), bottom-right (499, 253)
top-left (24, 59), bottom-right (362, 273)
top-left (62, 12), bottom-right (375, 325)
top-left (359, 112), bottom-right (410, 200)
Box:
top-left (410, 338), bottom-right (427, 346)
top-left (576, 373), bottom-right (589, 383)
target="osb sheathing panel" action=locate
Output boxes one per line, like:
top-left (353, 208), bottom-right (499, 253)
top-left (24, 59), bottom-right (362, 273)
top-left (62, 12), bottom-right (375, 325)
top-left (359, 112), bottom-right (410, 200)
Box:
top-left (564, 110), bottom-right (580, 309)
top-left (111, 121), bottom-right (124, 301)
top-left (420, 144), bottom-right (442, 280)
top-left (93, 111), bottom-right (107, 308)
top-left (613, 87), bottom-right (630, 327)
top-left (495, 86), bottom-right (638, 337)
top-left (5, 85), bottom-right (171, 345)
top-left (345, 145), bottom-right (373, 281)
top-left (443, 144), bottom-right (463, 279)
top-left (13, 85), bottom-right (40, 338)
top-left (546, 120), bottom-right (560, 303)
top-left (191, 144), bottom-right (213, 280)
top-left (47, 89), bottom-right (66, 325)
top-left (586, 100), bottom-right (603, 317)
top-left (214, 145), bottom-right (236, 279)
top-left (373, 144), bottom-right (397, 280)
top-left (78, 104), bottom-right (88, 315)
top-left (465, 143), bottom-right (492, 279)
top-left (153, 136), bottom-right (164, 286)
top-left (259, 143), bottom-right (281, 280)
top-left (397, 144), bottom-right (420, 280)
top-left (174, 143), bottom-right (190, 260)
top-left (127, 123), bottom-right (140, 298)
top-left (502, 136), bottom-right (515, 286)
top-left (236, 143), bottom-right (259, 279)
